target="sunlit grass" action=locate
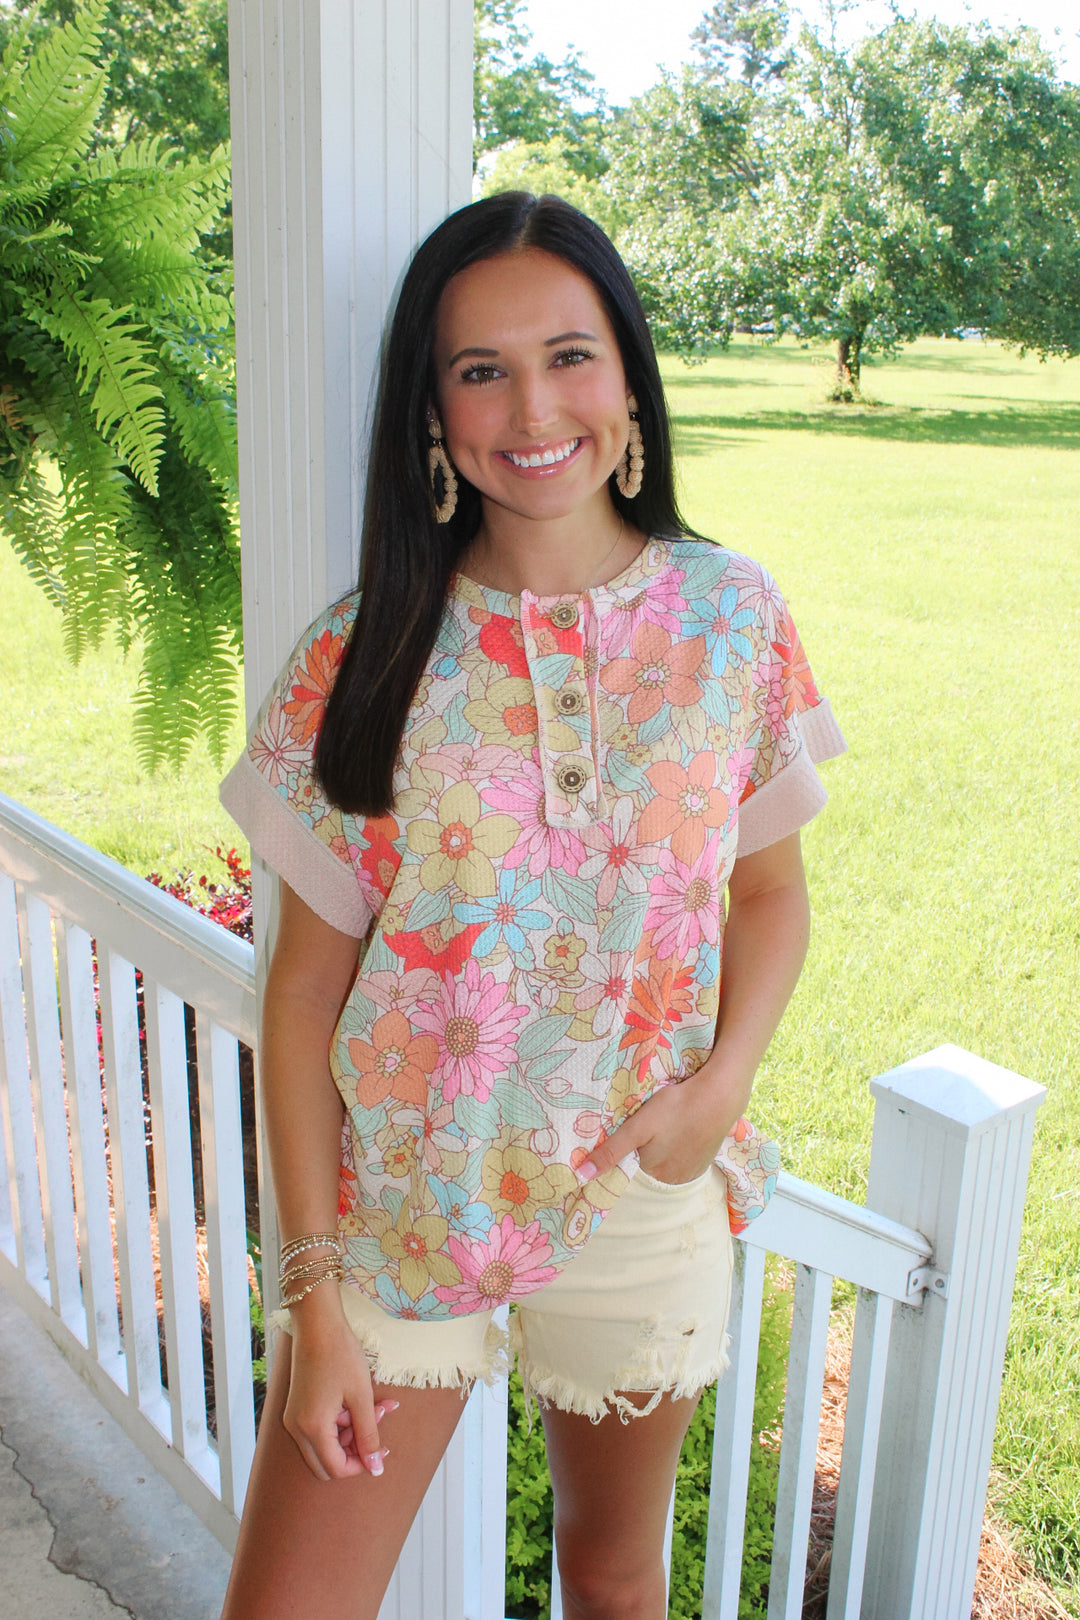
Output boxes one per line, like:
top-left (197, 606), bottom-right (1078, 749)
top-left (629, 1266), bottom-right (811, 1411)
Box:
top-left (666, 335), bottom-right (1080, 1604)
top-left (0, 542), bottom-right (247, 879)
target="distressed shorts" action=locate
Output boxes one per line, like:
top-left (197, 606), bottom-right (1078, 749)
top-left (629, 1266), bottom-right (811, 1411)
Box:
top-left (275, 1165), bottom-right (733, 1423)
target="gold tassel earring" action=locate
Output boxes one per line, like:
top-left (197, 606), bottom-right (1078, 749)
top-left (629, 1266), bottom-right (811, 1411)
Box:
top-left (615, 395), bottom-right (644, 499)
top-left (428, 414), bottom-right (458, 523)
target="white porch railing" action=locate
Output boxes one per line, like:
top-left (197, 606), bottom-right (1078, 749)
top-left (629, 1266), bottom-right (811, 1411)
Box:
top-left (0, 791), bottom-right (1044, 1619)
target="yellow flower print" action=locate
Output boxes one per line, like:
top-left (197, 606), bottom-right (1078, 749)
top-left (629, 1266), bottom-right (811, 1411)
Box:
top-left (405, 780), bottom-right (518, 898)
top-left (605, 1066), bottom-right (647, 1128)
top-left (463, 675), bottom-right (538, 752)
top-left (379, 1205), bottom-right (460, 1299)
top-left (542, 927), bottom-right (587, 977)
top-left (480, 1142), bottom-right (577, 1226)
top-left (375, 1121), bottom-right (419, 1179)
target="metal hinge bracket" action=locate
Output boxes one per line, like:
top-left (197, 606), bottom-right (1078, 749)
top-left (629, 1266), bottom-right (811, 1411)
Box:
top-left (906, 1265), bottom-right (950, 1301)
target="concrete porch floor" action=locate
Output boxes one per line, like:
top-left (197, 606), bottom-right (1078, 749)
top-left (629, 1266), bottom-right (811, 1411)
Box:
top-left (0, 1287), bottom-right (232, 1620)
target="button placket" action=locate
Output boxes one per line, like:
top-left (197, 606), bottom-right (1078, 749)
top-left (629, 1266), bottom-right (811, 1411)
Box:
top-left (522, 594), bottom-right (606, 827)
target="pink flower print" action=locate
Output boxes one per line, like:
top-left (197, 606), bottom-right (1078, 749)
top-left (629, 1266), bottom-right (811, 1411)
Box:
top-left (600, 568), bottom-right (688, 656)
top-left (434, 1214), bottom-right (559, 1312)
top-left (481, 757), bottom-right (587, 878)
top-left (600, 621), bottom-right (705, 723)
top-left (578, 796), bottom-right (655, 908)
top-left (413, 1102), bottom-right (466, 1173)
top-left (644, 833), bottom-right (723, 961)
top-left (753, 657), bottom-right (789, 736)
top-left (249, 698), bottom-right (310, 788)
top-left (362, 967), bottom-right (442, 1014)
top-left (574, 949), bottom-right (633, 1036)
top-left (417, 741), bottom-right (521, 786)
top-left (413, 957), bottom-right (527, 1104)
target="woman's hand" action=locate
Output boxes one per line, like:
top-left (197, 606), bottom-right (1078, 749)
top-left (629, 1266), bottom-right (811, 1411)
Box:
top-left (282, 1296), bottom-right (397, 1481)
top-left (576, 1057), bottom-right (753, 1186)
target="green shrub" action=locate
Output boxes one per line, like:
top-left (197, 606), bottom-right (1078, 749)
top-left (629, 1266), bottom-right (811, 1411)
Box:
top-left (504, 1264), bottom-right (793, 1619)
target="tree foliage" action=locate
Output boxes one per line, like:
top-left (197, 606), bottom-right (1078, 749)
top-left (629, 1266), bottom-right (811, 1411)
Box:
top-left (601, 14), bottom-right (1080, 385)
top-left (0, 0), bottom-right (229, 160)
top-left (0, 0), bottom-right (240, 769)
top-left (474, 0), bottom-right (607, 179)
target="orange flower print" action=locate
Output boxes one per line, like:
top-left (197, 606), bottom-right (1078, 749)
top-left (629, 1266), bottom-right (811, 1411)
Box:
top-left (770, 610), bottom-right (820, 715)
top-left (618, 954), bottom-right (696, 1078)
top-left (282, 628), bottom-right (345, 744)
top-left (356, 814), bottom-right (401, 903)
top-left (600, 621), bottom-right (705, 723)
top-left (479, 614), bottom-right (529, 679)
top-left (349, 1010), bottom-right (438, 1109)
top-left (637, 754), bottom-right (729, 865)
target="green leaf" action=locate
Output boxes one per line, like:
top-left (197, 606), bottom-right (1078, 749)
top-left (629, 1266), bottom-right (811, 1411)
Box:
top-left (515, 1012), bottom-right (575, 1062)
top-left (540, 867), bottom-right (597, 924)
top-left (598, 891), bottom-right (651, 953)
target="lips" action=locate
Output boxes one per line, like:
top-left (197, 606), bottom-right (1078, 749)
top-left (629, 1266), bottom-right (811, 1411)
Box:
top-left (502, 437), bottom-right (582, 469)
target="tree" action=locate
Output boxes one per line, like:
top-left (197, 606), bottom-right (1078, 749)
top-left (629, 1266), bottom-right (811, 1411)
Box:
top-left (0, 0), bottom-right (229, 161)
top-left (474, 0), bottom-right (607, 179)
top-left (691, 0), bottom-right (793, 89)
top-left (0, 0), bottom-right (240, 768)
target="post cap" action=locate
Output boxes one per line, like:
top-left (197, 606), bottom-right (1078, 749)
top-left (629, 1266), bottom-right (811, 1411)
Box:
top-left (869, 1044), bottom-right (1045, 1135)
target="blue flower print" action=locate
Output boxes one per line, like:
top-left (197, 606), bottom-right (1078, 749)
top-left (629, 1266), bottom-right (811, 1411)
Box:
top-left (453, 868), bottom-right (550, 962)
top-left (374, 1274), bottom-right (446, 1318)
top-left (686, 585), bottom-right (756, 676)
top-left (428, 1175), bottom-right (492, 1240)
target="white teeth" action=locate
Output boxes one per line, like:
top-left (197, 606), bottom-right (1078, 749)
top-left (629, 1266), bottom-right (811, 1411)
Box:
top-left (507, 439), bottom-right (579, 468)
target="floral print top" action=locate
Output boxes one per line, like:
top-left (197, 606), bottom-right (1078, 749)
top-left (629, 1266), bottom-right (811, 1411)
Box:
top-left (220, 538), bottom-right (845, 1320)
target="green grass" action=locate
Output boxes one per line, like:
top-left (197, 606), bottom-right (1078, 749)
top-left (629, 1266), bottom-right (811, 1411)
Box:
top-left (0, 542), bottom-right (248, 879)
top-left (665, 336), bottom-right (1080, 1608)
top-left (3, 334), bottom-right (1078, 1608)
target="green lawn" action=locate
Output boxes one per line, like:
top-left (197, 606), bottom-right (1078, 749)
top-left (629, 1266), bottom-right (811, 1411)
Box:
top-left (2, 335), bottom-right (1078, 1607)
top-left (665, 336), bottom-right (1080, 1606)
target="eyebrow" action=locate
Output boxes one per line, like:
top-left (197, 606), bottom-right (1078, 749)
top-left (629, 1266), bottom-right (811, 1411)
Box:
top-left (446, 331), bottom-right (600, 369)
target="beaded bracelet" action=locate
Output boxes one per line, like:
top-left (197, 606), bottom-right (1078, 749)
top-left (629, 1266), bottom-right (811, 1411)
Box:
top-left (280, 1262), bottom-right (345, 1310)
top-left (279, 1231), bottom-right (341, 1268)
top-left (280, 1255), bottom-right (347, 1283)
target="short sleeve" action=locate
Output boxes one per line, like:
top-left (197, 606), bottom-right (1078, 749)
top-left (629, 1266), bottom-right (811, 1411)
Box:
top-left (219, 595), bottom-right (373, 937)
top-left (736, 571), bottom-right (846, 857)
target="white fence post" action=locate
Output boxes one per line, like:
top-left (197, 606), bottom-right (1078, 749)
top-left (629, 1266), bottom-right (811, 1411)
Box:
top-left (859, 1044), bottom-right (1045, 1619)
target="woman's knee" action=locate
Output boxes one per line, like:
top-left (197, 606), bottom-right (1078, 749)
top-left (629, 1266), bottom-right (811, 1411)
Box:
top-left (555, 1533), bottom-right (665, 1619)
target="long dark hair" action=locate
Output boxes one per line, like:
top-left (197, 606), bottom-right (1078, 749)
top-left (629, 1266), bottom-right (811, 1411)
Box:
top-left (315, 191), bottom-right (698, 815)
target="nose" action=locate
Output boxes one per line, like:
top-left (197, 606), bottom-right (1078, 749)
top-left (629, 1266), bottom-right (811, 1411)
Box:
top-left (509, 367), bottom-right (559, 436)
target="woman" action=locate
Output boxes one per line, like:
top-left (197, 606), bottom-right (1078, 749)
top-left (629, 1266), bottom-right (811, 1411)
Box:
top-left (219, 191), bottom-right (843, 1619)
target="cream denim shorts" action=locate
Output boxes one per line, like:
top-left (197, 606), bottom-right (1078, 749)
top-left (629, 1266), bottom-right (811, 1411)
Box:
top-left (274, 1166), bottom-right (733, 1423)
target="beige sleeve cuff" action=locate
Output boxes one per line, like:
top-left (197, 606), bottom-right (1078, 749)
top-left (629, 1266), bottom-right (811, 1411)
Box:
top-left (219, 754), bottom-right (372, 938)
top-left (737, 698), bottom-right (847, 857)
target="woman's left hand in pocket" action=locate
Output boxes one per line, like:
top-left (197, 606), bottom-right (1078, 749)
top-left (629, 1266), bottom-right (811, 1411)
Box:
top-left (575, 1060), bottom-right (753, 1187)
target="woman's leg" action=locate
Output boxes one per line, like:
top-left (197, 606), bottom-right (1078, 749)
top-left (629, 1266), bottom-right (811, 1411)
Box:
top-left (221, 1333), bottom-right (468, 1620)
top-left (541, 1391), bottom-right (701, 1620)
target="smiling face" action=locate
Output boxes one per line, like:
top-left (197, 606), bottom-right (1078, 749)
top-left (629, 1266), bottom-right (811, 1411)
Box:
top-left (432, 247), bottom-right (632, 530)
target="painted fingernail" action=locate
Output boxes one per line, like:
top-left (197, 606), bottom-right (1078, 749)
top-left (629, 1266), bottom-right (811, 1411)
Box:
top-left (381, 1400), bottom-right (400, 1415)
top-left (576, 1161), bottom-right (597, 1183)
top-left (364, 1452), bottom-right (384, 1476)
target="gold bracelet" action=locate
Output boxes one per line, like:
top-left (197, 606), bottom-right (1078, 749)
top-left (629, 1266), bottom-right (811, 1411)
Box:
top-left (279, 1232), bottom-right (341, 1266)
top-left (280, 1266), bottom-right (345, 1310)
top-left (280, 1255), bottom-right (347, 1284)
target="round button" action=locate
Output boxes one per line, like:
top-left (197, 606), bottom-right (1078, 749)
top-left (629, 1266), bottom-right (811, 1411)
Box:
top-left (557, 689), bottom-right (585, 715)
top-left (554, 762), bottom-right (587, 795)
top-left (550, 602), bottom-right (579, 629)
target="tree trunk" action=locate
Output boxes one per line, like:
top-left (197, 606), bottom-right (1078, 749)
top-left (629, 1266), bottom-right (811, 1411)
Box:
top-left (836, 333), bottom-right (862, 392)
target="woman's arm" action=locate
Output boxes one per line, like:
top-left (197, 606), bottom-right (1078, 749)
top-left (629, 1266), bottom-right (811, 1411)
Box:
top-left (261, 882), bottom-right (392, 1479)
top-left (578, 831), bottom-right (810, 1185)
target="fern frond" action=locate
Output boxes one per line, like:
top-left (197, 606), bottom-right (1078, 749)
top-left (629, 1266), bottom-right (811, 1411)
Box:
top-left (154, 338), bottom-right (238, 497)
top-left (26, 281), bottom-right (165, 492)
top-left (4, 0), bottom-right (109, 185)
top-left (72, 146), bottom-right (232, 258)
top-left (2, 467), bottom-right (66, 607)
top-left (55, 434), bottom-right (129, 661)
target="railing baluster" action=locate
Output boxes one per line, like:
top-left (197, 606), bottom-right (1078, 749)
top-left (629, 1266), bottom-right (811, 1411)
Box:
top-left (702, 1240), bottom-right (767, 1620)
top-left (195, 1015), bottom-right (256, 1513)
top-left (98, 947), bottom-right (162, 1415)
top-left (463, 1329), bottom-right (509, 1620)
top-left (827, 1288), bottom-right (893, 1618)
top-left (16, 887), bottom-right (82, 1326)
top-left (144, 978), bottom-right (211, 1476)
top-left (768, 1263), bottom-right (833, 1619)
top-left (55, 919), bottom-right (121, 1366)
top-left (0, 873), bottom-right (44, 1277)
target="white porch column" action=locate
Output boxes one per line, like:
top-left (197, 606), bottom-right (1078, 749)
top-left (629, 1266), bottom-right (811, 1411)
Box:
top-left (858, 1044), bottom-right (1045, 1619)
top-left (226, 4), bottom-right (476, 1591)
top-left (228, 0), bottom-right (473, 713)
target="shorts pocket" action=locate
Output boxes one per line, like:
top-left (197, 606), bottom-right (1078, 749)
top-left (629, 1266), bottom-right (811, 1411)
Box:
top-left (634, 1164), bottom-right (715, 1194)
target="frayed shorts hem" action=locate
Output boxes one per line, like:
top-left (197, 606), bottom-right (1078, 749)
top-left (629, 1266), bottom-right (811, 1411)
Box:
top-left (271, 1166), bottom-right (733, 1421)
